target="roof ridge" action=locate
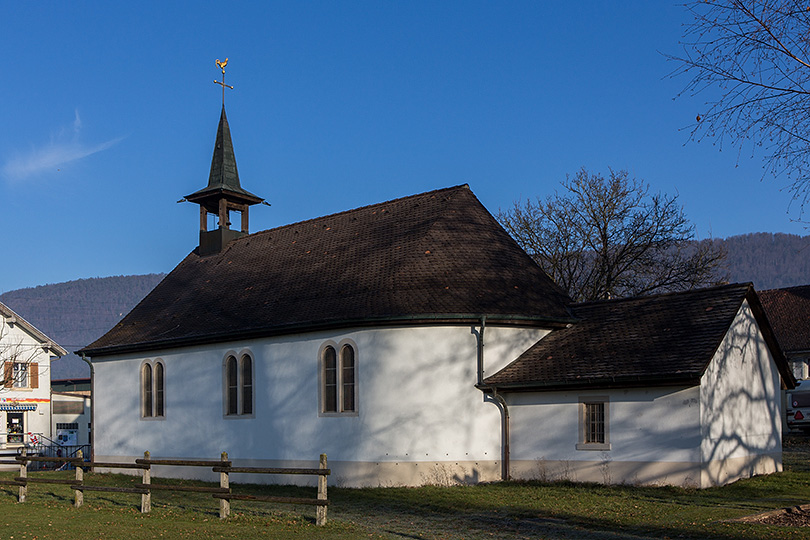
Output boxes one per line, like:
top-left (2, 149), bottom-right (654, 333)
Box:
top-left (761, 283), bottom-right (810, 294)
top-left (571, 282), bottom-right (752, 308)
top-left (235, 184), bottom-right (471, 242)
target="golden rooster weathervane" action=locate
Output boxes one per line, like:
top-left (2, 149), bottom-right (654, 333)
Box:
top-left (213, 58), bottom-right (234, 105)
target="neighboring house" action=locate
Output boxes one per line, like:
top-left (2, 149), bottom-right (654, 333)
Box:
top-left (760, 285), bottom-right (810, 381)
top-left (80, 105), bottom-right (793, 488)
top-left (51, 378), bottom-right (92, 447)
top-left (0, 301), bottom-right (67, 452)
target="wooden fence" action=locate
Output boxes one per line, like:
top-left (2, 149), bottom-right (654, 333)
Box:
top-left (0, 449), bottom-right (330, 526)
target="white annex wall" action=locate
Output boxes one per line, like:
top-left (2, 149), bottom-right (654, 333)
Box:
top-left (508, 386), bottom-right (703, 485)
top-left (699, 299), bottom-right (783, 486)
top-left (92, 324), bottom-right (546, 486)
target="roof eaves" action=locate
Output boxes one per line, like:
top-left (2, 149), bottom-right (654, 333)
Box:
top-left (479, 372), bottom-right (702, 393)
top-left (80, 311), bottom-right (578, 358)
top-left (0, 301), bottom-right (68, 357)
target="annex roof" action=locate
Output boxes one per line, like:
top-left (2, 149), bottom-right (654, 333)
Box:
top-left (0, 301), bottom-right (68, 357)
top-left (484, 283), bottom-right (793, 391)
top-left (82, 185), bottom-right (573, 356)
top-left (759, 284), bottom-right (810, 354)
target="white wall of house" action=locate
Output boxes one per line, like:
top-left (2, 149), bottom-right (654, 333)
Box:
top-left (92, 324), bottom-right (547, 487)
top-left (0, 318), bottom-right (54, 449)
top-left (699, 299), bottom-right (783, 487)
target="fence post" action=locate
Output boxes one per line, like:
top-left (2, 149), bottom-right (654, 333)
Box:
top-left (74, 462), bottom-right (84, 508)
top-left (219, 451), bottom-right (230, 519)
top-left (316, 453), bottom-right (327, 526)
top-left (18, 448), bottom-right (27, 503)
top-left (141, 451), bottom-right (151, 513)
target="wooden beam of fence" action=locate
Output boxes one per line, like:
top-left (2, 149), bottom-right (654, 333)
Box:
top-left (136, 458), bottom-right (232, 467)
top-left (213, 493), bottom-right (329, 506)
top-left (212, 466), bottom-right (330, 475)
top-left (14, 477), bottom-right (74, 485)
top-left (136, 483), bottom-right (230, 494)
top-left (15, 456), bottom-right (84, 464)
top-left (72, 485), bottom-right (150, 495)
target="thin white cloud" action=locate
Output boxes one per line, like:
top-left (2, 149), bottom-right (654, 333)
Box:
top-left (2, 109), bottom-right (123, 181)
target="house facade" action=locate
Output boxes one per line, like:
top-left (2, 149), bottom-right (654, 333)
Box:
top-left (0, 301), bottom-right (67, 451)
top-left (81, 105), bottom-right (793, 488)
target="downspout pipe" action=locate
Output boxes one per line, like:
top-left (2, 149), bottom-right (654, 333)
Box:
top-left (475, 315), bottom-right (510, 482)
top-left (80, 354), bottom-right (94, 469)
top-left (491, 386), bottom-right (510, 481)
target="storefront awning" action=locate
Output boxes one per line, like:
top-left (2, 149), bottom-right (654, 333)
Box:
top-left (0, 404), bottom-right (36, 411)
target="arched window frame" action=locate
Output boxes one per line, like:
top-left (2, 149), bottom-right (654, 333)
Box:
top-left (223, 349), bottom-right (255, 418)
top-left (319, 340), bottom-right (358, 416)
top-left (140, 359), bottom-right (165, 420)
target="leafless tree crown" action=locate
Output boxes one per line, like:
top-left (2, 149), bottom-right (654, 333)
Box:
top-left (669, 0), bottom-right (810, 219)
top-left (498, 169), bottom-right (727, 302)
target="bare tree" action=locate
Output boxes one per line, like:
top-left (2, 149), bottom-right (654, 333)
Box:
top-left (669, 0), bottom-right (810, 219)
top-left (498, 168), bottom-right (727, 302)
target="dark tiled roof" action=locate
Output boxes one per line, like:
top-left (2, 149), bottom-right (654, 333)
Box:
top-left (82, 186), bottom-right (573, 356)
top-left (759, 284), bottom-right (810, 353)
top-left (484, 283), bottom-right (792, 390)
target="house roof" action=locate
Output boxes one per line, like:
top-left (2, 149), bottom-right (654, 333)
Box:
top-left (0, 301), bottom-right (68, 357)
top-left (484, 283), bottom-right (793, 391)
top-left (82, 185), bottom-right (573, 356)
top-left (759, 284), bottom-right (810, 354)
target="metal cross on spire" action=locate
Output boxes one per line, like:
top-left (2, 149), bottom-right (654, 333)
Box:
top-left (213, 58), bottom-right (234, 105)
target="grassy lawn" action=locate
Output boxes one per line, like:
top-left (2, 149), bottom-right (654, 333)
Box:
top-left (1, 440), bottom-right (810, 540)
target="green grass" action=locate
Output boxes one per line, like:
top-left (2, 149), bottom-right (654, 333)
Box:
top-left (2, 440), bottom-right (810, 540)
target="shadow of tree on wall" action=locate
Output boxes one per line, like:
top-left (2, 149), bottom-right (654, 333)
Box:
top-left (699, 300), bottom-right (783, 487)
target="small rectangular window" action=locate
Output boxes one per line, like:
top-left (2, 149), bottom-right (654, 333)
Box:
top-left (584, 402), bottom-right (605, 443)
top-left (576, 397), bottom-right (610, 451)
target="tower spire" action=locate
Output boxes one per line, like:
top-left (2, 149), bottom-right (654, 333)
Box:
top-left (185, 59), bottom-right (264, 256)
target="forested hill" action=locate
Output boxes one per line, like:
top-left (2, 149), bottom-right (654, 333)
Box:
top-left (711, 233), bottom-right (810, 290)
top-left (0, 232), bottom-right (808, 379)
top-left (0, 274), bottom-right (165, 379)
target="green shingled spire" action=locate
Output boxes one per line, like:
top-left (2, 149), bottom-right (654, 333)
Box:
top-left (186, 105), bottom-right (262, 205)
top-left (186, 104), bottom-right (264, 256)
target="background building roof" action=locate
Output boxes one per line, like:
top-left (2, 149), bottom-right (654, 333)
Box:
top-left (760, 284), bottom-right (810, 354)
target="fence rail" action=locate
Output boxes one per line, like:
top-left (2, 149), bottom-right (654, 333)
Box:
top-left (7, 449), bottom-right (330, 525)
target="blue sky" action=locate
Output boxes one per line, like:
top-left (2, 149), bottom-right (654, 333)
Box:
top-left (1, 1), bottom-right (807, 294)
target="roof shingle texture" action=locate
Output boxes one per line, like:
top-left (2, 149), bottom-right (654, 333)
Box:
top-left (759, 284), bottom-right (810, 353)
top-left (485, 283), bottom-right (756, 389)
top-left (83, 185), bottom-right (572, 355)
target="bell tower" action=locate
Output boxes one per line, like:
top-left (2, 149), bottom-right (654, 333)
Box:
top-left (185, 59), bottom-right (264, 256)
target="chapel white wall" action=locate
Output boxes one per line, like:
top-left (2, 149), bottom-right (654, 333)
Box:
top-left (92, 324), bottom-right (545, 487)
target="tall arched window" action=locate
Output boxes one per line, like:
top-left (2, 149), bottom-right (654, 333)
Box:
top-left (224, 352), bottom-right (254, 417)
top-left (141, 360), bottom-right (165, 419)
top-left (142, 363), bottom-right (153, 418)
top-left (321, 342), bottom-right (357, 414)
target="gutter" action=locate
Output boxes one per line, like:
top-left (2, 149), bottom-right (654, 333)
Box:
top-left (82, 312), bottom-right (577, 357)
